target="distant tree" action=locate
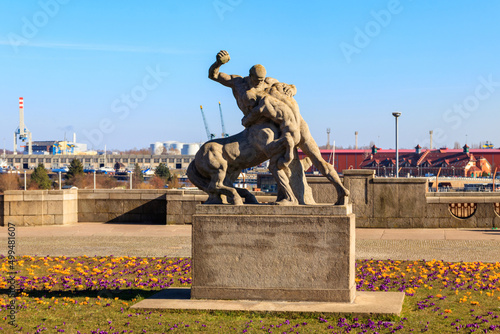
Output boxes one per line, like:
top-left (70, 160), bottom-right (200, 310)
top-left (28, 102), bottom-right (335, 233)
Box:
top-left (121, 147), bottom-right (151, 155)
top-left (72, 174), bottom-right (93, 189)
top-left (133, 163), bottom-right (144, 182)
top-left (148, 175), bottom-right (166, 189)
top-left (96, 174), bottom-right (120, 189)
top-left (167, 173), bottom-right (180, 189)
top-left (0, 173), bottom-right (21, 192)
top-left (67, 159), bottom-right (84, 179)
top-left (155, 163), bottom-right (171, 180)
top-left (453, 142), bottom-right (461, 149)
top-left (168, 148), bottom-right (181, 155)
top-left (30, 163), bottom-right (51, 189)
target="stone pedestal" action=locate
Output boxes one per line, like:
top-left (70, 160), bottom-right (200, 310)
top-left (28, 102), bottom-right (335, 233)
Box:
top-left (191, 204), bottom-right (355, 303)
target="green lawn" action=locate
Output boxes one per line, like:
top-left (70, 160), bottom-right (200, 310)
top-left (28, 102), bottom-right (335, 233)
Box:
top-left (1, 256), bottom-right (500, 333)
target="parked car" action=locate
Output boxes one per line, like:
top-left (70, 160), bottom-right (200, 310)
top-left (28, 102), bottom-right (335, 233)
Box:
top-left (51, 166), bottom-right (69, 173)
top-left (98, 167), bottom-right (115, 174)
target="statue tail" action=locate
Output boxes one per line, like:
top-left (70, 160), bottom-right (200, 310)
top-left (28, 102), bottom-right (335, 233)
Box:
top-left (187, 161), bottom-right (209, 192)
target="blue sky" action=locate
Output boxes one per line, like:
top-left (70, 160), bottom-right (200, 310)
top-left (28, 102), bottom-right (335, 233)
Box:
top-left (1, 0), bottom-right (500, 151)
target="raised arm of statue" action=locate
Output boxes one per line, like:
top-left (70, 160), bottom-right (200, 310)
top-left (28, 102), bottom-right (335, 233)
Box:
top-left (208, 50), bottom-right (242, 87)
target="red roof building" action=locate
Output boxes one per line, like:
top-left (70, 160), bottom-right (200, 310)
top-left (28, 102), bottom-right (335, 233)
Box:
top-left (297, 146), bottom-right (500, 176)
top-left (359, 145), bottom-right (492, 177)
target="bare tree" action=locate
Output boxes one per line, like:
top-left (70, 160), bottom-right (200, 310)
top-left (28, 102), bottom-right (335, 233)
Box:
top-left (0, 174), bottom-right (21, 193)
top-left (120, 147), bottom-right (151, 155)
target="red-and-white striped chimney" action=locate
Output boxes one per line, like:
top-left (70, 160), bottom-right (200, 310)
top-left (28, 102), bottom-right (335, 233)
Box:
top-left (19, 97), bottom-right (25, 133)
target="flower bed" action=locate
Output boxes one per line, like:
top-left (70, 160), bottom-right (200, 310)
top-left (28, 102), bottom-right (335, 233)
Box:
top-left (1, 256), bottom-right (500, 333)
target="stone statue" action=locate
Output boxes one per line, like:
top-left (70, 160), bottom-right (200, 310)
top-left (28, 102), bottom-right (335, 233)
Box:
top-left (242, 80), bottom-right (301, 175)
top-left (187, 50), bottom-right (349, 205)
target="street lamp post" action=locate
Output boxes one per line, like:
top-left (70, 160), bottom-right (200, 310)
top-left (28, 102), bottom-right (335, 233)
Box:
top-left (392, 112), bottom-right (402, 178)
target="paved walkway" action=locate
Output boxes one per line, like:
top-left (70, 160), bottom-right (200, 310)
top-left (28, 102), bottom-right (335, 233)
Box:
top-left (1, 223), bottom-right (500, 262)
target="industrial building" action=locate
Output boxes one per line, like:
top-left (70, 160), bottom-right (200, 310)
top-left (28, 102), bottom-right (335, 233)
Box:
top-left (11, 97), bottom-right (89, 156)
top-left (2, 153), bottom-right (195, 171)
top-left (13, 97), bottom-right (32, 154)
top-left (23, 140), bottom-right (88, 155)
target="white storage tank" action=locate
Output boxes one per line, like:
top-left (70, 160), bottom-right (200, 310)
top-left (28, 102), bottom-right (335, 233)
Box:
top-left (163, 141), bottom-right (177, 150)
top-left (169, 142), bottom-right (183, 150)
top-left (151, 142), bottom-right (164, 155)
top-left (182, 143), bottom-right (200, 155)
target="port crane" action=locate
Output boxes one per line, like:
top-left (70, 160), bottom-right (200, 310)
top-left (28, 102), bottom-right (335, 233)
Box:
top-left (199, 105), bottom-right (215, 141)
top-left (218, 101), bottom-right (229, 138)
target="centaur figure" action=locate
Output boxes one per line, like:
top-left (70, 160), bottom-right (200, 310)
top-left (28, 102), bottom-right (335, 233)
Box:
top-left (187, 50), bottom-right (349, 205)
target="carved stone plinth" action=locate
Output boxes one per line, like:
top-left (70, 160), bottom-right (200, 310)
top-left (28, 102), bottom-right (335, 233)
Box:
top-left (191, 204), bottom-right (355, 303)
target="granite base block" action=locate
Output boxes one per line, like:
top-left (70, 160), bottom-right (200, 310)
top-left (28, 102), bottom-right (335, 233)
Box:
top-left (192, 204), bottom-right (355, 303)
top-left (131, 288), bottom-right (405, 316)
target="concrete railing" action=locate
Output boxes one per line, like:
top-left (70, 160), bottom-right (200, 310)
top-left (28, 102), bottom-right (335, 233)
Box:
top-left (3, 189), bottom-right (78, 226)
top-left (78, 189), bottom-right (213, 225)
top-left (303, 170), bottom-right (500, 228)
top-left (2, 170), bottom-right (500, 227)
top-left (0, 188), bottom-right (276, 226)
top-left (341, 170), bottom-right (500, 228)
top-left (79, 189), bottom-right (168, 224)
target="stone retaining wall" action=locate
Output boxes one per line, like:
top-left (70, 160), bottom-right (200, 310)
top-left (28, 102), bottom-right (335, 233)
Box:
top-left (1, 171), bottom-right (499, 227)
top-left (164, 191), bottom-right (274, 225)
top-left (340, 170), bottom-right (500, 228)
top-left (78, 190), bottom-right (168, 224)
top-left (78, 189), bottom-right (212, 225)
top-left (3, 190), bottom-right (78, 226)
top-left (305, 170), bottom-right (500, 228)
top-left (165, 190), bottom-right (207, 225)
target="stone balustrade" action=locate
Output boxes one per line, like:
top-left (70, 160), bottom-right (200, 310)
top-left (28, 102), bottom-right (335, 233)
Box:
top-left (2, 189), bottom-right (77, 226)
top-left (1, 170), bottom-right (499, 227)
